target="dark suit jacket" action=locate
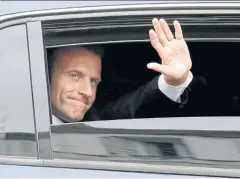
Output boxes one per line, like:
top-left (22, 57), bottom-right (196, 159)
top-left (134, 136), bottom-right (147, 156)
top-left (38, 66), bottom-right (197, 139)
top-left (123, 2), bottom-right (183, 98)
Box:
top-left (83, 75), bottom-right (189, 122)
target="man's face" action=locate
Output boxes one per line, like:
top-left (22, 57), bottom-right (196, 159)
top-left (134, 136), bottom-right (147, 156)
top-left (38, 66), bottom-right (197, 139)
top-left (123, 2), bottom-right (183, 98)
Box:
top-left (50, 47), bottom-right (102, 121)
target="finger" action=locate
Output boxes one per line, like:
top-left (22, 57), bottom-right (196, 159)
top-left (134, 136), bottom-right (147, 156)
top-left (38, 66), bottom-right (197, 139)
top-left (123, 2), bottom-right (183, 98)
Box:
top-left (152, 18), bottom-right (168, 46)
top-left (147, 62), bottom-right (172, 76)
top-left (174, 20), bottom-right (183, 40)
top-left (149, 29), bottom-right (163, 54)
top-left (159, 18), bottom-right (174, 41)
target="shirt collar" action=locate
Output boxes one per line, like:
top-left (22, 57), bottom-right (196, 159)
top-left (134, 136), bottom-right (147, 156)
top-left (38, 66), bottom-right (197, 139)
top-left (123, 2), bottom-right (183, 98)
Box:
top-left (51, 115), bottom-right (64, 125)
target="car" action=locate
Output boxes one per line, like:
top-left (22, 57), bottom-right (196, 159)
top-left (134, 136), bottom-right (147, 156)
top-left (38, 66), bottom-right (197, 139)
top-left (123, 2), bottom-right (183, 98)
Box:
top-left (1, 0), bottom-right (240, 178)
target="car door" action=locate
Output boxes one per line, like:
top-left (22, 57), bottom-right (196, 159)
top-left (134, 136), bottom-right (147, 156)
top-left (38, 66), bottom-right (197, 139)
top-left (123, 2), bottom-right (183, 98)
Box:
top-left (0, 22), bottom-right (38, 163)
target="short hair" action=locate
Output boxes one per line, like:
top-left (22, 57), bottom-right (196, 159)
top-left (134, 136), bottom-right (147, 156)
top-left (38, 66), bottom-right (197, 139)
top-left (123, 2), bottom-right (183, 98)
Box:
top-left (48, 44), bottom-right (104, 82)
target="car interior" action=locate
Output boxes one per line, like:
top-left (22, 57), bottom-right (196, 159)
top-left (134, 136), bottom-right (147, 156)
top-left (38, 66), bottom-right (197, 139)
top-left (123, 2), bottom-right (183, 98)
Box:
top-left (46, 41), bottom-right (240, 120)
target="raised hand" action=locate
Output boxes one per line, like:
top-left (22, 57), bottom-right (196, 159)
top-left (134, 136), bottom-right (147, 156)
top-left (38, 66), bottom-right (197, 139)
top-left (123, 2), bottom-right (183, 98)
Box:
top-left (147, 18), bottom-right (192, 86)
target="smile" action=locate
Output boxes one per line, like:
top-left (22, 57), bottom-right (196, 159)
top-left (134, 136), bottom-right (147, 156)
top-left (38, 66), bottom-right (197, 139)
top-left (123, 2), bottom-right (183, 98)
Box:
top-left (68, 98), bottom-right (88, 107)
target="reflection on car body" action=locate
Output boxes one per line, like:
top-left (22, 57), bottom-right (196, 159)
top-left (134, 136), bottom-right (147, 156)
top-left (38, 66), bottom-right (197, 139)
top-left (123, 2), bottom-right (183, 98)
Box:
top-left (51, 117), bottom-right (240, 167)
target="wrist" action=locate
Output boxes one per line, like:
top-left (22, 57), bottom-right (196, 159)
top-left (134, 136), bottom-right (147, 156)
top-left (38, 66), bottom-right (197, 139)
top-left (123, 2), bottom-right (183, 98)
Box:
top-left (164, 74), bottom-right (188, 86)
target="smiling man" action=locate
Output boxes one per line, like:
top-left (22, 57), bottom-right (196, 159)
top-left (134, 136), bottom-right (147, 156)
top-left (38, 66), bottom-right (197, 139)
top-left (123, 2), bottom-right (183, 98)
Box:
top-left (49, 45), bottom-right (103, 124)
top-left (49, 18), bottom-right (193, 124)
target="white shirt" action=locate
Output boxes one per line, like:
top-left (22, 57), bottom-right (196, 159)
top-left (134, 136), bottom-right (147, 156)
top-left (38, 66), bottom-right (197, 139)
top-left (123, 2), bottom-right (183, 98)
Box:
top-left (158, 72), bottom-right (193, 103)
top-left (52, 72), bottom-right (193, 125)
top-left (52, 115), bottom-right (66, 125)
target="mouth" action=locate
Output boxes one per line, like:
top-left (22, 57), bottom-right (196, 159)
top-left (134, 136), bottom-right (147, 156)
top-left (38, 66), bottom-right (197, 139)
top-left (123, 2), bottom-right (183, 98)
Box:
top-left (68, 97), bottom-right (88, 107)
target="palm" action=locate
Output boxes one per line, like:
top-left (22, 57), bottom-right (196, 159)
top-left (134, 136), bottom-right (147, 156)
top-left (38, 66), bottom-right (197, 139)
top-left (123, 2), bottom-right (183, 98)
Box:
top-left (147, 18), bottom-right (192, 85)
top-left (160, 40), bottom-right (191, 77)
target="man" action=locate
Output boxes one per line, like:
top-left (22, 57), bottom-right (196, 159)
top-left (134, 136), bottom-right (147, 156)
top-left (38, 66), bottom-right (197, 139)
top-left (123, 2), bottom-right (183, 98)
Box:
top-left (49, 18), bottom-right (193, 124)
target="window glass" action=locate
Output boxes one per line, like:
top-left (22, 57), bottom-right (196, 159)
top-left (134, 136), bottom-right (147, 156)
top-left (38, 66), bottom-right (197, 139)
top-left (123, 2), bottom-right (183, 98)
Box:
top-left (0, 25), bottom-right (37, 158)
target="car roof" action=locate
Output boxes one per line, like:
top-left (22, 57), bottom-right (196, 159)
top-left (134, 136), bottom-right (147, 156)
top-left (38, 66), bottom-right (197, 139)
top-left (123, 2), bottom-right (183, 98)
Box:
top-left (0, 0), bottom-right (230, 16)
top-left (0, 1), bottom-right (168, 16)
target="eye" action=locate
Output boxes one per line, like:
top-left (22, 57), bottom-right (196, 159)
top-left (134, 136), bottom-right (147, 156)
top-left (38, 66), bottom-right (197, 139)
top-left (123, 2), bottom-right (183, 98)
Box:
top-left (90, 79), bottom-right (98, 85)
top-left (70, 73), bottom-right (79, 79)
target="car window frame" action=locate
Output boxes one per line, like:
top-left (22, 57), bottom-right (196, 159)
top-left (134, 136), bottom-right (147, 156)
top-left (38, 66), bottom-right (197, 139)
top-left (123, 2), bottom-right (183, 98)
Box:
top-left (43, 22), bottom-right (240, 179)
top-left (26, 21), bottom-right (53, 159)
top-left (41, 6), bottom-right (240, 176)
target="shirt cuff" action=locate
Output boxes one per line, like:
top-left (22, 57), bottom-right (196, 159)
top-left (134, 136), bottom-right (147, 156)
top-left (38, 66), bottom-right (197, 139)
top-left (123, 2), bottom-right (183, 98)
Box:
top-left (158, 71), bottom-right (193, 103)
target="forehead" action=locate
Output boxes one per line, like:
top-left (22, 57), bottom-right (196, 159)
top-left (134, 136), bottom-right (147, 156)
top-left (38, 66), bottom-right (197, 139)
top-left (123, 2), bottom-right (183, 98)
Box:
top-left (55, 47), bottom-right (102, 74)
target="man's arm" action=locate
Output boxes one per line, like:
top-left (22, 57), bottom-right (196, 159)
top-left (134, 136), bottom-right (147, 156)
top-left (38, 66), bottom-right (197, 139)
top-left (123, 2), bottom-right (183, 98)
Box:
top-left (100, 72), bottom-right (192, 120)
top-left (100, 18), bottom-right (193, 121)
top-left (159, 71), bottom-right (193, 103)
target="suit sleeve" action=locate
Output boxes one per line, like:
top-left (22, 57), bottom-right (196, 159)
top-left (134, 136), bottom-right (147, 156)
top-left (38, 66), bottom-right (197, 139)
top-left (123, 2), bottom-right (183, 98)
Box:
top-left (100, 75), bottom-right (189, 120)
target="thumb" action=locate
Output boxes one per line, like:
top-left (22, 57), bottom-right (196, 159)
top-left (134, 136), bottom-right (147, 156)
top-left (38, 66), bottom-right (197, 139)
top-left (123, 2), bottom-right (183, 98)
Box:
top-left (147, 62), bottom-right (172, 76)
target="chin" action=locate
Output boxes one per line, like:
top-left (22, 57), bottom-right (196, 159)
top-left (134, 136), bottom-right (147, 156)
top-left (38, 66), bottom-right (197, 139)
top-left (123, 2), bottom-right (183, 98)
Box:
top-left (70, 114), bottom-right (84, 122)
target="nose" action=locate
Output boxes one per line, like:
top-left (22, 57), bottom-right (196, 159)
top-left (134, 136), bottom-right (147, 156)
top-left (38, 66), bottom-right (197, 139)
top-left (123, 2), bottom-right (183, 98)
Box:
top-left (77, 79), bottom-right (92, 97)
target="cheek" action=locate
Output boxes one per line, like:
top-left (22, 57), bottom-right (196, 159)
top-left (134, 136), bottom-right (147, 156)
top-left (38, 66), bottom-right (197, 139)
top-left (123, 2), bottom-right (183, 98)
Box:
top-left (59, 81), bottom-right (76, 97)
top-left (89, 89), bottom-right (97, 104)
top-left (52, 78), bottom-right (75, 99)
top-left (50, 78), bottom-right (60, 101)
